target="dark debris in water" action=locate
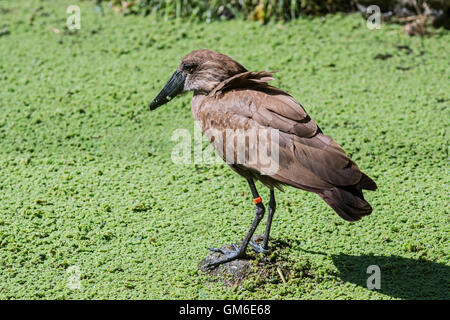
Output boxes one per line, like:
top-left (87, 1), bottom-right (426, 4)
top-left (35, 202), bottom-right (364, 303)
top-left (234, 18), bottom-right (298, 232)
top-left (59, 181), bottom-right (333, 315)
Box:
top-left (0, 27), bottom-right (10, 37)
top-left (396, 66), bottom-right (413, 71)
top-left (396, 45), bottom-right (413, 55)
top-left (374, 53), bottom-right (393, 60)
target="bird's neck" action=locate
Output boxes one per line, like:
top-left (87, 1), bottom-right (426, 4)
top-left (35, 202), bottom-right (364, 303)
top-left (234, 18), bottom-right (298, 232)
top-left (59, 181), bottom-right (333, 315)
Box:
top-left (191, 93), bottom-right (208, 122)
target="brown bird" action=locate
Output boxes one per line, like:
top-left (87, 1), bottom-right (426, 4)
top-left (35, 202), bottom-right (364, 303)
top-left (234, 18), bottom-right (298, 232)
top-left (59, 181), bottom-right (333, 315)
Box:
top-left (149, 49), bottom-right (377, 269)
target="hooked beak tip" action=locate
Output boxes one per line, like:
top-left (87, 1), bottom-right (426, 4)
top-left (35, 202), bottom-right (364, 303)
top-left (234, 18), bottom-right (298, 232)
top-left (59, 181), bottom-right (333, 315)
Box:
top-left (148, 70), bottom-right (185, 112)
top-left (149, 97), bottom-right (167, 111)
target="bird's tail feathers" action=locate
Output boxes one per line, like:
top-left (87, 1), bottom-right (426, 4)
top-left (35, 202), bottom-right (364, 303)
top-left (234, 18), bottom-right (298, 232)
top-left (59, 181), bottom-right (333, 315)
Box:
top-left (359, 172), bottom-right (377, 191)
top-left (318, 186), bottom-right (373, 222)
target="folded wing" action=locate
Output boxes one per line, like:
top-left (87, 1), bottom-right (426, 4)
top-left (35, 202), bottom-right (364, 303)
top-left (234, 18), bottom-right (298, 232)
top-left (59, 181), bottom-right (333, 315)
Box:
top-left (194, 72), bottom-right (377, 221)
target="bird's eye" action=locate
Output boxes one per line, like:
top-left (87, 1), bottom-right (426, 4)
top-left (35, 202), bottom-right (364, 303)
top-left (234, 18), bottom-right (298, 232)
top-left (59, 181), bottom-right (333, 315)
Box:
top-left (183, 63), bottom-right (196, 73)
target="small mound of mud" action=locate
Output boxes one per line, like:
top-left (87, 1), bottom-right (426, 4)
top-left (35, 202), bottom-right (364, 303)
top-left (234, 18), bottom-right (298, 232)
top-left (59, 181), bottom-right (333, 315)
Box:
top-left (199, 244), bottom-right (253, 287)
top-left (199, 235), bottom-right (309, 287)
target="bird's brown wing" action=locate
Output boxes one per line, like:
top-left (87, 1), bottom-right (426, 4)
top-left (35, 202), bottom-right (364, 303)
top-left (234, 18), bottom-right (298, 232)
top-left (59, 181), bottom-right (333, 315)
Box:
top-left (193, 72), bottom-right (377, 221)
top-left (198, 79), bottom-right (364, 191)
top-left (251, 86), bottom-right (365, 188)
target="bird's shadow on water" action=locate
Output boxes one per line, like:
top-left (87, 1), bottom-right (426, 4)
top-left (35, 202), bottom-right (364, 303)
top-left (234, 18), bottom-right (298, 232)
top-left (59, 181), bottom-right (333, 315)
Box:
top-left (330, 253), bottom-right (450, 300)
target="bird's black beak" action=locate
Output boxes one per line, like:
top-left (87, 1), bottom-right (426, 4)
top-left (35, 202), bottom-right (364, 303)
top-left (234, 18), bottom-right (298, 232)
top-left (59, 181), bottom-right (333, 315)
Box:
top-left (149, 70), bottom-right (186, 111)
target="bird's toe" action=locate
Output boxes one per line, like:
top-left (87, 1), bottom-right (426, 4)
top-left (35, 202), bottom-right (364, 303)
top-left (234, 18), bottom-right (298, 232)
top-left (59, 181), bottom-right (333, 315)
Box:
top-left (207, 244), bottom-right (239, 255)
top-left (249, 241), bottom-right (271, 253)
top-left (204, 245), bottom-right (246, 269)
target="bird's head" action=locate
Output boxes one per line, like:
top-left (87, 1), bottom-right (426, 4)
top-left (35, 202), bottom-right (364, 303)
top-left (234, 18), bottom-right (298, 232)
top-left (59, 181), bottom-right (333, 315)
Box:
top-left (149, 49), bottom-right (247, 110)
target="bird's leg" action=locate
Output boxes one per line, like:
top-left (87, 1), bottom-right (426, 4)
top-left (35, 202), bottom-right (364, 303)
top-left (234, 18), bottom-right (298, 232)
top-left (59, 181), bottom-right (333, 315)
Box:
top-left (250, 188), bottom-right (276, 253)
top-left (205, 178), bottom-right (265, 269)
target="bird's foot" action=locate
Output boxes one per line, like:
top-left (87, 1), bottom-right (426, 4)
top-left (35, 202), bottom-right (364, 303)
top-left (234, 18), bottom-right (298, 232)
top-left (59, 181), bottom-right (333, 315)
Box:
top-left (249, 241), bottom-right (271, 253)
top-left (207, 244), bottom-right (239, 255)
top-left (205, 244), bottom-right (246, 270)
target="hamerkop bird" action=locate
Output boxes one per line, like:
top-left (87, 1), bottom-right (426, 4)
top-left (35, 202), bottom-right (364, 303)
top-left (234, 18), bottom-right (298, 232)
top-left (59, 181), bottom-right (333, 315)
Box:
top-left (149, 49), bottom-right (377, 269)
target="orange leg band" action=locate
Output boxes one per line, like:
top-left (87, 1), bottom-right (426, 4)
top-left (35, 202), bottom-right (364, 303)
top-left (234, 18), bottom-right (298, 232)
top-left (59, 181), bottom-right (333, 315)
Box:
top-left (253, 197), bottom-right (262, 204)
